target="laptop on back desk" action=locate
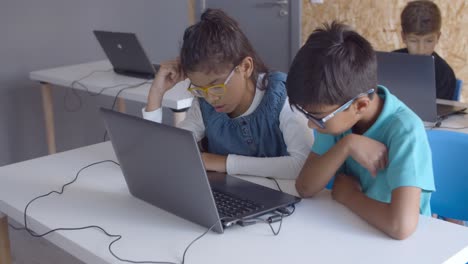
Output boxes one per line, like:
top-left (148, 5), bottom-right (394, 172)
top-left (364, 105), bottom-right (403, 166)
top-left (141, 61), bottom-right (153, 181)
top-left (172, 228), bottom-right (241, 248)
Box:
top-left (93, 30), bottom-right (160, 79)
top-left (376, 51), bottom-right (465, 122)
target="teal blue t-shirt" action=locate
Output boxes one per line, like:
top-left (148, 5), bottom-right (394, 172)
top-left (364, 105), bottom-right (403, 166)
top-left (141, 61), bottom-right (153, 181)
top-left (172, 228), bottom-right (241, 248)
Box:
top-left (312, 86), bottom-right (435, 216)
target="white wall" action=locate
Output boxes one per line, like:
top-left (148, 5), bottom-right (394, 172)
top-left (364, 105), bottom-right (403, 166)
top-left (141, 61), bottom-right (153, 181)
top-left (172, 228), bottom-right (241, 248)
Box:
top-left (0, 0), bottom-right (189, 165)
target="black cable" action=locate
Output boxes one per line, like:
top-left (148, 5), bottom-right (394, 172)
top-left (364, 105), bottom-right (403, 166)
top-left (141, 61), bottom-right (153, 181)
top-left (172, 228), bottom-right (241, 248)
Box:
top-left (256, 214), bottom-right (284, 236)
top-left (107, 220), bottom-right (222, 264)
top-left (260, 204), bottom-right (297, 236)
top-left (276, 204), bottom-right (296, 217)
top-left (22, 160), bottom-right (120, 238)
top-left (64, 69), bottom-right (151, 113)
top-left (64, 69), bottom-right (113, 112)
top-left (109, 81), bottom-right (151, 110)
top-left (266, 177), bottom-right (283, 192)
top-left (240, 211), bottom-right (286, 236)
top-left (434, 125), bottom-right (468, 130)
top-left (260, 177), bottom-right (297, 236)
top-left (237, 203), bottom-right (295, 236)
top-left (8, 160), bottom-right (221, 264)
top-left (425, 123), bottom-right (468, 130)
top-left (10, 161), bottom-right (121, 235)
top-left (61, 70), bottom-right (152, 141)
top-left (102, 80), bottom-right (152, 142)
top-left (181, 220), bottom-right (221, 264)
top-left (8, 223), bottom-right (26, 231)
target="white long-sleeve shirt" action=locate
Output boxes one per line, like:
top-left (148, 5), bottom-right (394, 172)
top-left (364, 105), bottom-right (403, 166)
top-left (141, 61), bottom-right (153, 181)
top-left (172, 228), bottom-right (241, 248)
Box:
top-left (142, 81), bottom-right (314, 179)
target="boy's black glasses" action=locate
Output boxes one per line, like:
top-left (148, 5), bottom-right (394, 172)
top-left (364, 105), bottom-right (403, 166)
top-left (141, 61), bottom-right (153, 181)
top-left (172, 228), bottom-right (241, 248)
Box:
top-left (293, 89), bottom-right (375, 129)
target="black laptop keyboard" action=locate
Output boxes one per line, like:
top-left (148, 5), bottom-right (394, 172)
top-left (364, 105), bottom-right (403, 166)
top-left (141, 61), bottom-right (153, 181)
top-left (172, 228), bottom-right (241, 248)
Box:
top-left (212, 189), bottom-right (264, 218)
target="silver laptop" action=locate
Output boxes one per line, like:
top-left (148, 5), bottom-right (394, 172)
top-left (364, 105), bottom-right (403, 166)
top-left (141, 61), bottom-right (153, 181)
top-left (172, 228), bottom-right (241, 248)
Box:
top-left (93, 30), bottom-right (159, 79)
top-left (376, 51), bottom-right (465, 122)
top-left (100, 108), bottom-right (300, 233)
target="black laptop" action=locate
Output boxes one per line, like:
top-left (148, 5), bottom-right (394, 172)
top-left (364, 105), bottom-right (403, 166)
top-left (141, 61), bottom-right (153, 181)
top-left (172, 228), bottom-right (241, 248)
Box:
top-left (100, 108), bottom-right (301, 233)
top-left (376, 51), bottom-right (466, 122)
top-left (93, 30), bottom-right (160, 79)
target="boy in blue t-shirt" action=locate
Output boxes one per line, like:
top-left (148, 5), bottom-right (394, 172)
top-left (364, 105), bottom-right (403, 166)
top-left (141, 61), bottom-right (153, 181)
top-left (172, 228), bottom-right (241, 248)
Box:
top-left (286, 22), bottom-right (435, 240)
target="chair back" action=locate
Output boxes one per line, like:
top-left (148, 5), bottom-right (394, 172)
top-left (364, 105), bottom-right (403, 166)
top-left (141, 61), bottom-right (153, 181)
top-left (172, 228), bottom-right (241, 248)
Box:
top-left (454, 79), bottom-right (463, 101)
top-left (427, 130), bottom-right (468, 221)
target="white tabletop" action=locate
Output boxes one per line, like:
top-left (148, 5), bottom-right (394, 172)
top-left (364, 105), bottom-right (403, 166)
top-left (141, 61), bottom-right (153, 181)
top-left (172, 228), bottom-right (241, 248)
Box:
top-left (1, 143), bottom-right (468, 264)
top-left (30, 60), bottom-right (194, 110)
top-left (432, 99), bottom-right (468, 133)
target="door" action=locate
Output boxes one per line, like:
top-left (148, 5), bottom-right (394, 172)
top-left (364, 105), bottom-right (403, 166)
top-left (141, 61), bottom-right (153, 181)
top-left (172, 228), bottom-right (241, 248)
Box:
top-left (195, 0), bottom-right (301, 72)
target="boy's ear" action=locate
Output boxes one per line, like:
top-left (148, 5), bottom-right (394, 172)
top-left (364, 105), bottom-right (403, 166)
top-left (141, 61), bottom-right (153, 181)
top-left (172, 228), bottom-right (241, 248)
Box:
top-left (239, 56), bottom-right (254, 79)
top-left (354, 97), bottom-right (371, 114)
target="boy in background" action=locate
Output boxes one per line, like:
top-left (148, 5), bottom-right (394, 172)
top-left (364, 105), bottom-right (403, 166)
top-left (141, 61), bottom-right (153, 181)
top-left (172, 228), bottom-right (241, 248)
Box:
top-left (394, 0), bottom-right (457, 100)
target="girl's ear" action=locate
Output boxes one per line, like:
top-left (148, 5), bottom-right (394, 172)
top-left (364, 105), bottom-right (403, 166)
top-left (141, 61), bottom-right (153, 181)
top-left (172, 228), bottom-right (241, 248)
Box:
top-left (238, 56), bottom-right (254, 79)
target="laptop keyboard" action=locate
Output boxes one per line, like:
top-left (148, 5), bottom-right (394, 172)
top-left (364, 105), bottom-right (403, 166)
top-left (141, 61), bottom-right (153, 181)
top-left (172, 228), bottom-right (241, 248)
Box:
top-left (212, 189), bottom-right (264, 218)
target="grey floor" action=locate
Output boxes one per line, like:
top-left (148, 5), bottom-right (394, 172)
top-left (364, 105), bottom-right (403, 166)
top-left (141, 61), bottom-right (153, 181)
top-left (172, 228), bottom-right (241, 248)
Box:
top-left (8, 219), bottom-right (84, 264)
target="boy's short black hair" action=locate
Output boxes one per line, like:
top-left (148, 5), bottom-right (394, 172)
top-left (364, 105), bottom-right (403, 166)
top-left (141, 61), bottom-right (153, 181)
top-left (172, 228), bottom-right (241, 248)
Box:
top-left (287, 21), bottom-right (377, 108)
top-left (401, 1), bottom-right (441, 35)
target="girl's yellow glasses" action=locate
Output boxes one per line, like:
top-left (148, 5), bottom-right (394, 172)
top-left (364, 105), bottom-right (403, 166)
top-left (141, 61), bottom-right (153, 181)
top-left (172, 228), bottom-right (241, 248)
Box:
top-left (187, 67), bottom-right (236, 98)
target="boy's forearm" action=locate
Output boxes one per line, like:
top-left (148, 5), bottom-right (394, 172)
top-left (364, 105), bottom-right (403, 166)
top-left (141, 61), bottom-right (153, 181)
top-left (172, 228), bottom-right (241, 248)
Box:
top-left (342, 190), bottom-right (418, 240)
top-left (295, 137), bottom-right (351, 197)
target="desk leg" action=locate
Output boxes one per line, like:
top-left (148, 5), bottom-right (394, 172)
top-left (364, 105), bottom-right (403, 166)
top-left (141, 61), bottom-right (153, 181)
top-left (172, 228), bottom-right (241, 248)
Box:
top-left (0, 213), bottom-right (12, 264)
top-left (41, 83), bottom-right (57, 154)
top-left (172, 109), bottom-right (188, 127)
top-left (116, 97), bottom-right (126, 113)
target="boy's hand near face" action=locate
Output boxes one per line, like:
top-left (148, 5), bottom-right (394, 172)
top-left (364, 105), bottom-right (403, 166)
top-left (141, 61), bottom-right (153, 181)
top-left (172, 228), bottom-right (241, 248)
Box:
top-left (331, 173), bottom-right (361, 205)
top-left (344, 134), bottom-right (388, 177)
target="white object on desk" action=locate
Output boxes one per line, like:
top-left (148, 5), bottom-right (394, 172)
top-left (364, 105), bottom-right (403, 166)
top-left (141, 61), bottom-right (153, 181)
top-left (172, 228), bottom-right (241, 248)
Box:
top-left (1, 142), bottom-right (468, 264)
top-left (30, 60), bottom-right (193, 154)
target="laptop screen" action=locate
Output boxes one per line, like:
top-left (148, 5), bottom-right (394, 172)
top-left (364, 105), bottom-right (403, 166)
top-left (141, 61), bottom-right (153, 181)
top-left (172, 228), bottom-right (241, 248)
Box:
top-left (376, 51), bottom-right (438, 122)
top-left (93, 30), bottom-right (156, 79)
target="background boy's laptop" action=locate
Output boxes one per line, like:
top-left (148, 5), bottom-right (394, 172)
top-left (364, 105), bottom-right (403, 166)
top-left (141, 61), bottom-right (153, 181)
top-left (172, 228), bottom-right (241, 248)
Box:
top-left (376, 51), bottom-right (466, 122)
top-left (100, 108), bottom-right (300, 233)
top-left (93, 30), bottom-right (160, 79)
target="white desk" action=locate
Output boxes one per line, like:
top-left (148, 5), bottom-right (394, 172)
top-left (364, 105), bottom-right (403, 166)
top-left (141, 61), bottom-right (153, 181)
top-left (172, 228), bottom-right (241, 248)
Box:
top-left (30, 60), bottom-right (193, 154)
top-left (1, 143), bottom-right (468, 264)
top-left (29, 62), bottom-right (468, 156)
top-left (432, 99), bottom-right (468, 133)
